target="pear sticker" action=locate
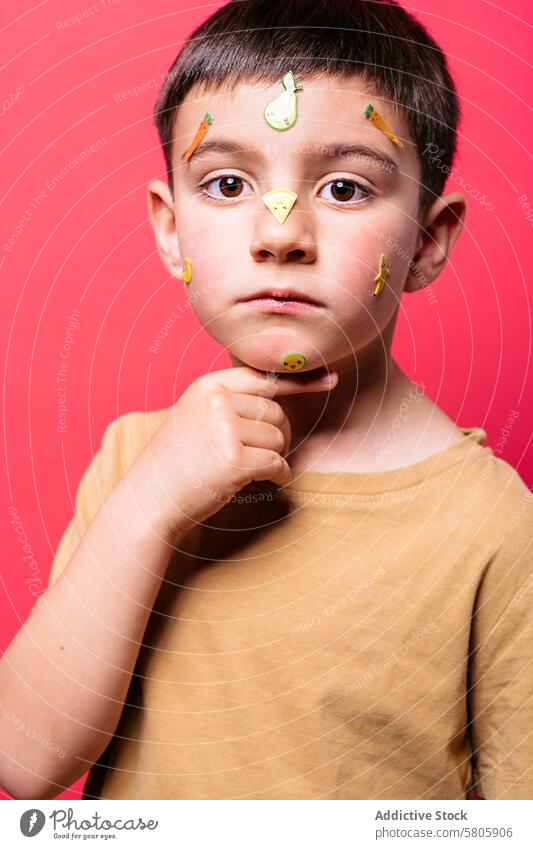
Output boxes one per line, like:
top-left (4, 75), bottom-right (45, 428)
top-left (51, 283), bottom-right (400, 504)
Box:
top-left (261, 189), bottom-right (297, 224)
top-left (264, 71), bottom-right (302, 131)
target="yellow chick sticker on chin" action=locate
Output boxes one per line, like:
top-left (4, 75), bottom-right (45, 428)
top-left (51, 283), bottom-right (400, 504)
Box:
top-left (264, 71), bottom-right (302, 131)
top-left (281, 352), bottom-right (306, 371)
top-left (261, 189), bottom-right (297, 224)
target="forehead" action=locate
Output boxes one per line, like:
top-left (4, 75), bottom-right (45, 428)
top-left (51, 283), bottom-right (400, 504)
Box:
top-left (171, 74), bottom-right (416, 163)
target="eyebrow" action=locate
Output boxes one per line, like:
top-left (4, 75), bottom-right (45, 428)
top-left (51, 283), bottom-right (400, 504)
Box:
top-left (183, 138), bottom-right (398, 172)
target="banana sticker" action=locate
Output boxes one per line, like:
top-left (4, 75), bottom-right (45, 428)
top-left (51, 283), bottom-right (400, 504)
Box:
top-left (180, 257), bottom-right (192, 285)
top-left (372, 253), bottom-right (390, 297)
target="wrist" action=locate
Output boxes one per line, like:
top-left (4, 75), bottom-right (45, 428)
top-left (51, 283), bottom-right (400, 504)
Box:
top-left (119, 457), bottom-right (194, 546)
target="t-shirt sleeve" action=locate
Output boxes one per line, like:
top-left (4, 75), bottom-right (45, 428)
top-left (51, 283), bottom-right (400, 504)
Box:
top-left (34, 416), bottom-right (129, 607)
top-left (468, 485), bottom-right (533, 800)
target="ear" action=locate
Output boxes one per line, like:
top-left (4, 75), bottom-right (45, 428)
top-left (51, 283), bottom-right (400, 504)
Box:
top-left (405, 192), bottom-right (466, 293)
top-left (147, 180), bottom-right (183, 278)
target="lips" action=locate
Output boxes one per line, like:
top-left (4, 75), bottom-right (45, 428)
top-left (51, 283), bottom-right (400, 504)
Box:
top-left (240, 288), bottom-right (323, 306)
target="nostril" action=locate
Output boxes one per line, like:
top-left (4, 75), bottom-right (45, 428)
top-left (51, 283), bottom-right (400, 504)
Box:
top-left (256, 249), bottom-right (274, 261)
top-left (250, 245), bottom-right (315, 263)
top-left (287, 249), bottom-right (306, 261)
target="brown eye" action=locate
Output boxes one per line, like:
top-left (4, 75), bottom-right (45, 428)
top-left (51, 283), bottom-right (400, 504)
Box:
top-left (201, 174), bottom-right (253, 201)
top-left (318, 179), bottom-right (372, 205)
top-left (219, 176), bottom-right (243, 197)
top-left (331, 180), bottom-right (355, 201)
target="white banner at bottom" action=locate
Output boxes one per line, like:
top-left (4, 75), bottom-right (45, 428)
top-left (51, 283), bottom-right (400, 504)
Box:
top-left (2, 799), bottom-right (532, 848)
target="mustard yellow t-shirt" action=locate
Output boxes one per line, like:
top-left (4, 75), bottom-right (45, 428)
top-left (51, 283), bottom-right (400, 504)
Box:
top-left (38, 408), bottom-right (533, 800)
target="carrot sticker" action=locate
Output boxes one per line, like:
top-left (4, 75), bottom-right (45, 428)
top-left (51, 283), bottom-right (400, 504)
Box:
top-left (364, 104), bottom-right (404, 148)
top-left (181, 112), bottom-right (213, 162)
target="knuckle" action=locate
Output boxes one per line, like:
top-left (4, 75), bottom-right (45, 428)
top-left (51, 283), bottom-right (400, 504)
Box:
top-left (274, 428), bottom-right (285, 451)
top-left (271, 402), bottom-right (285, 426)
top-left (257, 400), bottom-right (269, 422)
top-left (193, 373), bottom-right (212, 393)
top-left (270, 450), bottom-right (283, 468)
top-left (201, 373), bottom-right (222, 396)
top-left (207, 389), bottom-right (227, 413)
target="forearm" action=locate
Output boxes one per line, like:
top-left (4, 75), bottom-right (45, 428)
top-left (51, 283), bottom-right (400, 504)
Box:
top-left (0, 456), bottom-right (179, 799)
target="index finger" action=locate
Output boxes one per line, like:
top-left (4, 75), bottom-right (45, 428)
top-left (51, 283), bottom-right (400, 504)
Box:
top-left (211, 365), bottom-right (338, 397)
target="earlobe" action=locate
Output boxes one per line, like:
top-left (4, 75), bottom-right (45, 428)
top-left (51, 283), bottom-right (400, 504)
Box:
top-left (147, 179), bottom-right (183, 277)
top-left (405, 192), bottom-right (466, 293)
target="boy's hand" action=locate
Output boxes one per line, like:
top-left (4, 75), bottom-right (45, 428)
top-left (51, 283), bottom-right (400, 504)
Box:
top-left (139, 366), bottom-right (338, 537)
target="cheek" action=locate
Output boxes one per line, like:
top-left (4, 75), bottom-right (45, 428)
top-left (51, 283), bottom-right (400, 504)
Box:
top-left (175, 212), bottom-right (248, 293)
top-left (325, 222), bottom-right (386, 303)
top-left (328, 214), bottom-right (416, 302)
top-left (185, 277), bottom-right (233, 333)
top-left (177, 203), bottom-right (247, 249)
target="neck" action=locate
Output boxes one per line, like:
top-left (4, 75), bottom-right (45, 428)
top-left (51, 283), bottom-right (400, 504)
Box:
top-left (280, 351), bottom-right (403, 444)
top-left (228, 316), bottom-right (421, 471)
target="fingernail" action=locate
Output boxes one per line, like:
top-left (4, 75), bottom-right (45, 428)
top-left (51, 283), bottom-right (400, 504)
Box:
top-left (321, 372), bottom-right (337, 384)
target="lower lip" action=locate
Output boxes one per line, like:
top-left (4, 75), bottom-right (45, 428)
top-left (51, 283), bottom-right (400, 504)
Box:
top-left (240, 298), bottom-right (322, 314)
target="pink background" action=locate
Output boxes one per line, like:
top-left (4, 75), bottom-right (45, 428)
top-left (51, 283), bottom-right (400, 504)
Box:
top-left (1, 0), bottom-right (531, 800)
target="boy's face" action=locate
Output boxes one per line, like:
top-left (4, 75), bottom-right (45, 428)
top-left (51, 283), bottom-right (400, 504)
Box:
top-left (148, 74), bottom-right (464, 375)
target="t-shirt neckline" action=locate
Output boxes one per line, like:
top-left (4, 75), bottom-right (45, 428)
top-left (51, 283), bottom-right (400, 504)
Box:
top-left (278, 427), bottom-right (488, 496)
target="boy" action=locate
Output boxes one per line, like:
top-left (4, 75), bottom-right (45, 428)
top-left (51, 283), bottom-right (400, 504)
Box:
top-left (1, 0), bottom-right (531, 801)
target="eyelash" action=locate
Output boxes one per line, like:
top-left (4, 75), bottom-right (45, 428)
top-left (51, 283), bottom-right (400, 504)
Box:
top-left (196, 174), bottom-right (374, 207)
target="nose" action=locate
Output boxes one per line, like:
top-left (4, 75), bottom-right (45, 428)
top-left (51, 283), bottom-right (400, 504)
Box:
top-left (249, 198), bottom-right (317, 264)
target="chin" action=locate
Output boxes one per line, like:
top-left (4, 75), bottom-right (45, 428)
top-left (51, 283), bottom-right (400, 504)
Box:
top-left (226, 330), bottom-right (326, 375)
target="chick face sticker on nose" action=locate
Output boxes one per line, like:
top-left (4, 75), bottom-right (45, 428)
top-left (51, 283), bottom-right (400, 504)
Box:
top-left (261, 189), bottom-right (298, 224)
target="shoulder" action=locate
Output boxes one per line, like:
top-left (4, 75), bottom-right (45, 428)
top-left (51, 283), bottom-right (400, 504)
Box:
top-left (447, 432), bottom-right (533, 560)
top-left (411, 398), bottom-right (530, 525)
top-left (474, 450), bottom-right (532, 532)
top-left (420, 411), bottom-right (532, 558)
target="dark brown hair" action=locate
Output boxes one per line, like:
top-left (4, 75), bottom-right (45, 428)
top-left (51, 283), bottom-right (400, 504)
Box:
top-left (153, 0), bottom-right (460, 208)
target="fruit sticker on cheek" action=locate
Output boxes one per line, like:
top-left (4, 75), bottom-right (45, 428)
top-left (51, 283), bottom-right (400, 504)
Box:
top-left (372, 253), bottom-right (390, 297)
top-left (180, 257), bottom-right (192, 285)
